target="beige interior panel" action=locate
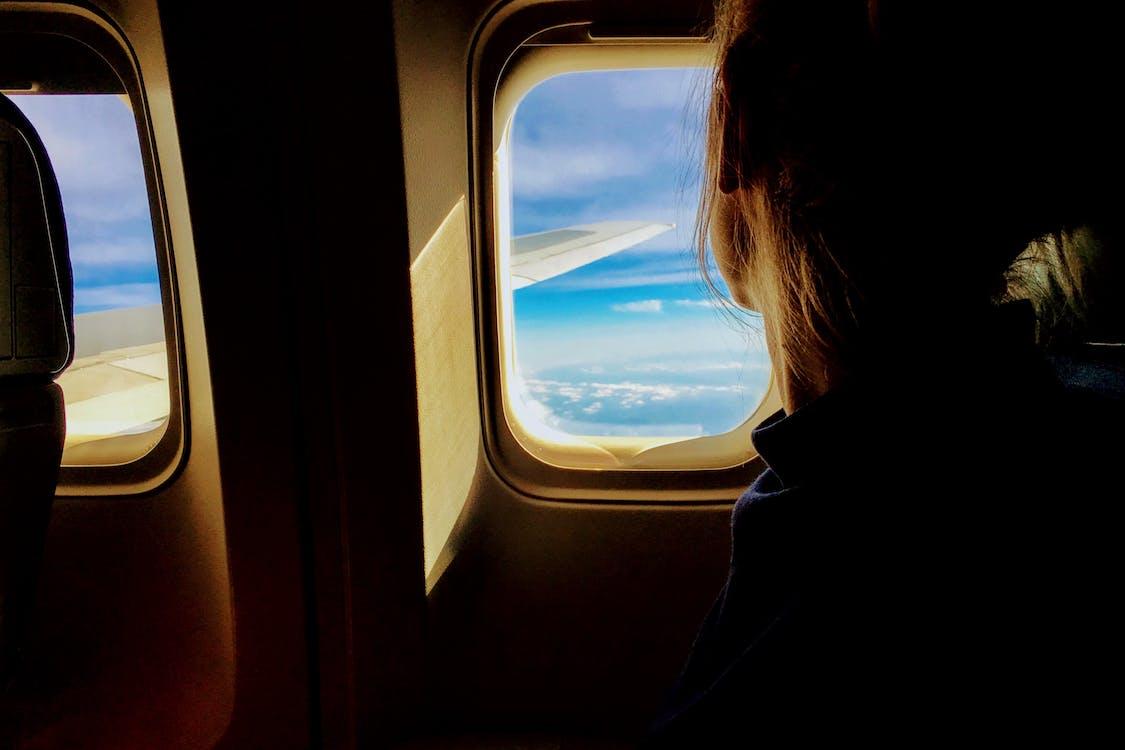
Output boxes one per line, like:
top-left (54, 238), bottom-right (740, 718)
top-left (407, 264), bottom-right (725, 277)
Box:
top-left (411, 197), bottom-right (483, 582)
top-left (8, 1), bottom-right (234, 746)
top-left (12, 1), bottom-right (740, 746)
top-left (396, 0), bottom-right (743, 744)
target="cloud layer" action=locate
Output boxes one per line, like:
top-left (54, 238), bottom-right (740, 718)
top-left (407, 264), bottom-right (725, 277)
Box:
top-left (611, 299), bottom-right (664, 313)
top-left (12, 96), bottom-right (151, 226)
top-left (515, 354), bottom-right (771, 438)
top-left (511, 68), bottom-right (708, 254)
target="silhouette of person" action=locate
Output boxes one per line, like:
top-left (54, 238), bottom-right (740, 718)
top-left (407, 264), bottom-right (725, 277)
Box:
top-left (646, 1), bottom-right (1122, 745)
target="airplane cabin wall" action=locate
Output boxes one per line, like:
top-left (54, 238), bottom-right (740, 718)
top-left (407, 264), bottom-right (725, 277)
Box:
top-left (12, 0), bottom-right (739, 747)
top-left (13, 0), bottom-right (236, 747)
top-left (395, 0), bottom-right (738, 743)
top-left (18, 0), bottom-right (425, 746)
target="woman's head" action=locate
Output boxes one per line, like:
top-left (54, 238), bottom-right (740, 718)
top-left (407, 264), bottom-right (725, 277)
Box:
top-left (699, 0), bottom-right (1115, 400)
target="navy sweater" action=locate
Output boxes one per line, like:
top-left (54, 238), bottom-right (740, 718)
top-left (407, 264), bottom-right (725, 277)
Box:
top-left (646, 319), bottom-right (1120, 746)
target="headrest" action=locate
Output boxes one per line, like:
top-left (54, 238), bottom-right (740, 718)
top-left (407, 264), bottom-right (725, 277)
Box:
top-left (0, 93), bottom-right (73, 382)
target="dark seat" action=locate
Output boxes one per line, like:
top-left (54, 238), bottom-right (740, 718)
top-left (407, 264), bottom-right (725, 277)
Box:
top-left (1049, 344), bottom-right (1125, 400)
top-left (0, 93), bottom-right (74, 686)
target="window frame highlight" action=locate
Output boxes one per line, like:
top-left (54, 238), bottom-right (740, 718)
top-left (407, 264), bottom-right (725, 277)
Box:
top-left (472, 18), bottom-right (780, 502)
top-left (2, 5), bottom-right (188, 494)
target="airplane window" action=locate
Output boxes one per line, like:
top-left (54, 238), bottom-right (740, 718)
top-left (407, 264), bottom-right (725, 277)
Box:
top-left (8, 94), bottom-right (169, 464)
top-left (504, 68), bottom-right (770, 443)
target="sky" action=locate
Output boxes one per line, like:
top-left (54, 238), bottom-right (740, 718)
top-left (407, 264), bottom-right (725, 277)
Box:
top-left (8, 83), bottom-right (771, 439)
top-left (509, 69), bottom-right (771, 437)
top-left (9, 95), bottom-right (162, 315)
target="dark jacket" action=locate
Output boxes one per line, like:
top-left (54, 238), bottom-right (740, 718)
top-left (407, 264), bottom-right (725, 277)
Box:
top-left (646, 309), bottom-right (1120, 746)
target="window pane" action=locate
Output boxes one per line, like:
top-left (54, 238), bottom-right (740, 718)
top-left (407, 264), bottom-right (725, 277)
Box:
top-left (10, 95), bottom-right (168, 459)
top-left (508, 69), bottom-right (769, 438)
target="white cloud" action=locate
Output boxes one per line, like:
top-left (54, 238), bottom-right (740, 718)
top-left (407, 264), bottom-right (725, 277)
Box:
top-left (609, 72), bottom-right (705, 111)
top-left (11, 96), bottom-right (152, 225)
top-left (71, 238), bottom-right (157, 267)
top-left (520, 377), bottom-right (755, 428)
top-left (513, 141), bottom-right (648, 197)
top-left (674, 298), bottom-right (724, 309)
top-left (514, 312), bottom-right (766, 373)
top-left (556, 385), bottom-right (585, 402)
top-left (514, 343), bottom-right (773, 437)
top-left (611, 299), bottom-right (663, 313)
top-left (624, 360), bottom-right (748, 373)
top-left (513, 383), bottom-right (558, 422)
top-left (526, 378), bottom-right (744, 402)
top-left (509, 67), bottom-right (711, 261)
top-left (65, 195), bottom-right (152, 225)
top-left (75, 283), bottom-right (161, 311)
top-left (12, 96), bottom-right (142, 188)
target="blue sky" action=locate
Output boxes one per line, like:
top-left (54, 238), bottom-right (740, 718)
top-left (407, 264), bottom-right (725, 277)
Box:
top-left (8, 84), bottom-right (770, 438)
top-left (9, 95), bottom-right (162, 315)
top-left (509, 69), bottom-right (771, 437)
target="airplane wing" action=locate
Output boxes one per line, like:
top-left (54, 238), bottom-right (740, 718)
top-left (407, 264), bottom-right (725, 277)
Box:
top-left (54, 222), bottom-right (674, 453)
top-left (57, 340), bottom-right (170, 450)
top-left (511, 220), bottom-right (673, 289)
top-left (55, 304), bottom-right (170, 455)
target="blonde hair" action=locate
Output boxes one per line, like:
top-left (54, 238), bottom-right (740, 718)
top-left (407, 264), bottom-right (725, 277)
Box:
top-left (696, 0), bottom-right (1092, 388)
top-left (697, 0), bottom-right (875, 390)
top-left (1005, 227), bottom-right (1119, 350)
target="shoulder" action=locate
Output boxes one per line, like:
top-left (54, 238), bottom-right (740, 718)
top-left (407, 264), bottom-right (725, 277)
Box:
top-left (731, 467), bottom-right (817, 555)
top-left (732, 466), bottom-right (786, 519)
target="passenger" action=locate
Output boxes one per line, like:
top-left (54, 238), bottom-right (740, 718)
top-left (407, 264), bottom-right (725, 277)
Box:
top-left (1008, 225), bottom-right (1125, 354)
top-left (646, 0), bottom-right (1120, 745)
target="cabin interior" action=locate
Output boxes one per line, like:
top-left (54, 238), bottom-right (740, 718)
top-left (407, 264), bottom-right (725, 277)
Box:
top-left (0, 1), bottom-right (1120, 748)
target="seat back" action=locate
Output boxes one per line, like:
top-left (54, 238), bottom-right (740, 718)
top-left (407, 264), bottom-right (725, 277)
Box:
top-left (0, 93), bottom-right (74, 685)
